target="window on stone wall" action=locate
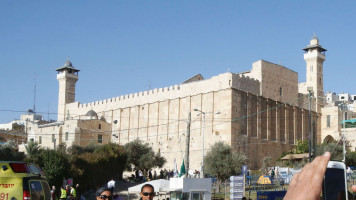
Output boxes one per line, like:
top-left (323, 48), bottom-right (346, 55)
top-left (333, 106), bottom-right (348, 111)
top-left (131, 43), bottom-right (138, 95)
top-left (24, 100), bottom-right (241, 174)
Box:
top-left (39, 136), bottom-right (42, 144)
top-left (52, 134), bottom-right (55, 142)
top-left (65, 132), bottom-right (68, 141)
top-left (280, 87), bottom-right (283, 96)
top-left (345, 112), bottom-right (348, 120)
top-left (98, 134), bottom-right (103, 143)
top-left (98, 124), bottom-right (102, 129)
top-left (327, 115), bottom-right (331, 127)
top-left (319, 77), bottom-right (322, 85)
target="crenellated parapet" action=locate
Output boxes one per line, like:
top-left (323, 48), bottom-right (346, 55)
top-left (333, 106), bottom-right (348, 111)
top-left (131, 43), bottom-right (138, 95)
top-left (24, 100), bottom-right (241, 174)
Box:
top-left (63, 72), bottom-right (263, 120)
top-left (231, 73), bottom-right (260, 95)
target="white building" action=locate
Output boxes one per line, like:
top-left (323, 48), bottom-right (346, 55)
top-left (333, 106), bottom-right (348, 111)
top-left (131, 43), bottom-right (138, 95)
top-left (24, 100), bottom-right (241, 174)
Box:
top-left (24, 36), bottom-right (327, 169)
top-left (0, 110), bottom-right (43, 131)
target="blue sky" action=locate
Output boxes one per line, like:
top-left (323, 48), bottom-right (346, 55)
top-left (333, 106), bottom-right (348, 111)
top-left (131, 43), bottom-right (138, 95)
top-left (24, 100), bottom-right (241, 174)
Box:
top-left (1, 1), bottom-right (356, 123)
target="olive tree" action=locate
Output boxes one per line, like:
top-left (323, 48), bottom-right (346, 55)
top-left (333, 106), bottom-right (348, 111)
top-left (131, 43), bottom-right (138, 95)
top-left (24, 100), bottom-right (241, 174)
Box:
top-left (124, 139), bottom-right (166, 170)
top-left (204, 141), bottom-right (247, 182)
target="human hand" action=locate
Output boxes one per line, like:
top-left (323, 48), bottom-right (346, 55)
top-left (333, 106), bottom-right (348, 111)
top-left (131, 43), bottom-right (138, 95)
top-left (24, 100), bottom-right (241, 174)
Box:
top-left (284, 152), bottom-right (331, 200)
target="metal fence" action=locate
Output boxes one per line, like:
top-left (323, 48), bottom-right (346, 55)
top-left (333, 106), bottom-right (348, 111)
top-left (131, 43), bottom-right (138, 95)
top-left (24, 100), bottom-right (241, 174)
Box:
top-left (211, 176), bottom-right (287, 200)
top-left (211, 172), bottom-right (356, 200)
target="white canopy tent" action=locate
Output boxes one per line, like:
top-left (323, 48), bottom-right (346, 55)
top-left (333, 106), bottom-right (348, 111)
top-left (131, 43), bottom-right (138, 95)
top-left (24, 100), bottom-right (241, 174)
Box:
top-left (128, 179), bottom-right (170, 193)
top-left (128, 179), bottom-right (170, 199)
top-left (127, 178), bottom-right (211, 200)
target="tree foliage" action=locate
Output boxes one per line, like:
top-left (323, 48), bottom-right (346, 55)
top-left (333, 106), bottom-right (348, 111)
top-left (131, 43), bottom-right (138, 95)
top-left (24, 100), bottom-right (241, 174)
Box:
top-left (25, 140), bottom-right (42, 163)
top-left (0, 140), bottom-right (25, 161)
top-left (12, 123), bottom-right (25, 131)
top-left (295, 140), bottom-right (309, 154)
top-left (315, 142), bottom-right (344, 161)
top-left (261, 156), bottom-right (272, 174)
top-left (124, 139), bottom-right (166, 170)
top-left (346, 152), bottom-right (356, 167)
top-left (70, 143), bottom-right (127, 190)
top-left (204, 141), bottom-right (247, 181)
top-left (278, 139), bottom-right (347, 168)
top-left (38, 149), bottom-right (70, 188)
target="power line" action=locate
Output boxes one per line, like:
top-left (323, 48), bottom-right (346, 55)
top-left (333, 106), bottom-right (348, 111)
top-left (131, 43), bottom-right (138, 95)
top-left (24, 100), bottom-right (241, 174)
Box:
top-left (3, 94), bottom-right (337, 148)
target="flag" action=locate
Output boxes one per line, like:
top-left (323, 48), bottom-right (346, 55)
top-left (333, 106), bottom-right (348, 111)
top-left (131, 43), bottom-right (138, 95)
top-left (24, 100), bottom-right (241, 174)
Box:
top-left (174, 158), bottom-right (178, 177)
top-left (179, 159), bottom-right (186, 177)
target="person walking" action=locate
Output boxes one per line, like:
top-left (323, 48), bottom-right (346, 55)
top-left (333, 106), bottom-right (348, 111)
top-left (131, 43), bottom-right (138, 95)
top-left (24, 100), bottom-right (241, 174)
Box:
top-left (135, 169), bottom-right (139, 181)
top-left (148, 170), bottom-right (152, 181)
top-left (153, 170), bottom-right (157, 180)
top-left (75, 184), bottom-right (81, 200)
top-left (51, 186), bottom-right (56, 200)
top-left (139, 170), bottom-right (143, 182)
top-left (66, 185), bottom-right (70, 197)
top-left (271, 168), bottom-right (275, 182)
top-left (159, 169), bottom-right (164, 179)
top-left (59, 186), bottom-right (67, 200)
top-left (70, 185), bottom-right (77, 200)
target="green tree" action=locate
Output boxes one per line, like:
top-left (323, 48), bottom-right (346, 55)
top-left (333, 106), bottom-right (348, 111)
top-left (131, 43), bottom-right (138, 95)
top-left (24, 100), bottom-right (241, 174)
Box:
top-left (70, 143), bottom-right (127, 190)
top-left (346, 152), bottom-right (356, 167)
top-left (204, 141), bottom-right (247, 182)
top-left (0, 140), bottom-right (25, 161)
top-left (25, 140), bottom-right (42, 163)
top-left (261, 156), bottom-right (272, 174)
top-left (295, 140), bottom-right (309, 154)
top-left (38, 149), bottom-right (70, 188)
top-left (94, 143), bottom-right (128, 179)
top-left (68, 144), bottom-right (97, 155)
top-left (124, 139), bottom-right (166, 170)
top-left (12, 123), bottom-right (25, 131)
top-left (316, 142), bottom-right (343, 161)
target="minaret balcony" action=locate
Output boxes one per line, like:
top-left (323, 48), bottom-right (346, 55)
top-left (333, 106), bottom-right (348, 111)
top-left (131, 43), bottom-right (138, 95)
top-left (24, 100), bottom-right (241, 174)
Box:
top-left (304, 51), bottom-right (325, 60)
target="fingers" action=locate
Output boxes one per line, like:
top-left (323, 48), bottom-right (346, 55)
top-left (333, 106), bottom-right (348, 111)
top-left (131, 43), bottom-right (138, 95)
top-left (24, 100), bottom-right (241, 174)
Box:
top-left (315, 152), bottom-right (331, 177)
top-left (284, 152), bottom-right (332, 200)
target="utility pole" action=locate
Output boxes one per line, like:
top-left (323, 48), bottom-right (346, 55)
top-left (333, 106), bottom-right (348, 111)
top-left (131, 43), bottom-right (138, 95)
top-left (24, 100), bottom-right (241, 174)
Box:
top-left (312, 120), bottom-right (316, 159)
top-left (341, 103), bottom-right (346, 162)
top-left (184, 112), bottom-right (191, 178)
top-left (194, 109), bottom-right (220, 178)
top-left (307, 88), bottom-right (313, 163)
top-left (33, 77), bottom-right (37, 113)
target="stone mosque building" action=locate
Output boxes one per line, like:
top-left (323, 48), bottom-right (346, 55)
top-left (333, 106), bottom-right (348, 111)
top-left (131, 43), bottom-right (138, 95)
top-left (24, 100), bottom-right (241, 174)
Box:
top-left (27, 36), bottom-right (326, 169)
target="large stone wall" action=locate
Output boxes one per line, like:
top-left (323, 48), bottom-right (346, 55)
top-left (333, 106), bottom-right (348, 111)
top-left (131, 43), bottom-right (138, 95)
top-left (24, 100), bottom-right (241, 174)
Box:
top-left (51, 70), bottom-right (318, 170)
top-left (231, 89), bottom-right (318, 169)
top-left (244, 60), bottom-right (299, 104)
top-left (63, 72), bottom-right (260, 124)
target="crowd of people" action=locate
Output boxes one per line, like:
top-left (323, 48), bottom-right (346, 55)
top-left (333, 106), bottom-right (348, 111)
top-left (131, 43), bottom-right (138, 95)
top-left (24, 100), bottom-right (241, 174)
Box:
top-left (133, 169), bottom-right (177, 182)
top-left (55, 152), bottom-right (356, 199)
top-left (51, 184), bottom-right (81, 200)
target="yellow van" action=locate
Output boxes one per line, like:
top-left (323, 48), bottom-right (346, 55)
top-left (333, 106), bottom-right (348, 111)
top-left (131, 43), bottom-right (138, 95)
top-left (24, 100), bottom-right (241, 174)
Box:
top-left (0, 161), bottom-right (51, 200)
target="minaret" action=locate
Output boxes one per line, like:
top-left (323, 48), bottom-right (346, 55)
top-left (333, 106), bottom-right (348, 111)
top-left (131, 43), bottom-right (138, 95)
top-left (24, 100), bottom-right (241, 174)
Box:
top-left (56, 59), bottom-right (80, 121)
top-left (303, 34), bottom-right (327, 113)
